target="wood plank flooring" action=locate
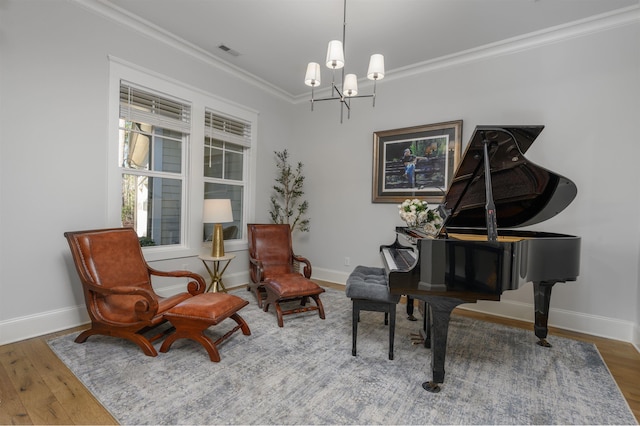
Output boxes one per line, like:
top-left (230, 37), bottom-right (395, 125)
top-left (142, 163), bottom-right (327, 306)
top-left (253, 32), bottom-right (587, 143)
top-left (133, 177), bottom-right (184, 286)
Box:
top-left (0, 326), bottom-right (118, 425)
top-left (1, 283), bottom-right (638, 425)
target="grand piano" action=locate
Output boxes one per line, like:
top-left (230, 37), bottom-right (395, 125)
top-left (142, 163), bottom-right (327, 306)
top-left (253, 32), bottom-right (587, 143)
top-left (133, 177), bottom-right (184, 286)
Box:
top-left (380, 125), bottom-right (581, 392)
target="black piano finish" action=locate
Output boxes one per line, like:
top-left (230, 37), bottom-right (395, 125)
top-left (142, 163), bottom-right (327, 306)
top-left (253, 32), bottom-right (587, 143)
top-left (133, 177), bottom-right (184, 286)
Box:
top-left (445, 125), bottom-right (577, 229)
top-left (380, 125), bottom-right (581, 392)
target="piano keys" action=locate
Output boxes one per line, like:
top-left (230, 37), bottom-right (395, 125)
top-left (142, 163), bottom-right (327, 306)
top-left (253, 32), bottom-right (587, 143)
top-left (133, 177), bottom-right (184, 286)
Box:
top-left (380, 125), bottom-right (581, 392)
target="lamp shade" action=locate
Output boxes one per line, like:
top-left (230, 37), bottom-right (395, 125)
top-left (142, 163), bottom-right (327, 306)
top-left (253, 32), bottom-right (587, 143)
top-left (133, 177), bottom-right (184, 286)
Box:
top-left (367, 54), bottom-right (385, 80)
top-left (203, 199), bottom-right (233, 223)
top-left (343, 74), bottom-right (358, 97)
top-left (304, 62), bottom-right (321, 87)
top-left (325, 40), bottom-right (345, 69)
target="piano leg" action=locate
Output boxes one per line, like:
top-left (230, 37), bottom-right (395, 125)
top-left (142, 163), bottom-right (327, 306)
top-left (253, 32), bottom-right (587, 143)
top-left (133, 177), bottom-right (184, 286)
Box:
top-left (410, 301), bottom-right (429, 346)
top-left (413, 296), bottom-right (464, 393)
top-left (423, 302), bottom-right (430, 348)
top-left (406, 296), bottom-right (418, 321)
top-left (533, 280), bottom-right (557, 347)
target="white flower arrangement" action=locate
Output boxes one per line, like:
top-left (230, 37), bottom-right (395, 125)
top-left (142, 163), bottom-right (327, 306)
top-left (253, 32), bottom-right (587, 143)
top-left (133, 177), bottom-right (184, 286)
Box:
top-left (398, 198), bottom-right (443, 235)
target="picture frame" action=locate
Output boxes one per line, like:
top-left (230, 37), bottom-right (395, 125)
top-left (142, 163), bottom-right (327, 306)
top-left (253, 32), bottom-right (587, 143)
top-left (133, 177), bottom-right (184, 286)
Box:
top-left (372, 120), bottom-right (462, 203)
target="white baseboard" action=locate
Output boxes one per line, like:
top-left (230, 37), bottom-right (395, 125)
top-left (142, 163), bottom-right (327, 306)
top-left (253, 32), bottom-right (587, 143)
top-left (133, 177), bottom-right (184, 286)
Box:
top-left (0, 270), bottom-right (252, 346)
top-left (633, 324), bottom-right (640, 352)
top-left (312, 267), bottom-right (351, 287)
top-left (1, 267), bottom-right (637, 349)
top-left (312, 267), bottom-right (638, 346)
top-left (0, 305), bottom-right (89, 345)
top-left (456, 300), bottom-right (636, 343)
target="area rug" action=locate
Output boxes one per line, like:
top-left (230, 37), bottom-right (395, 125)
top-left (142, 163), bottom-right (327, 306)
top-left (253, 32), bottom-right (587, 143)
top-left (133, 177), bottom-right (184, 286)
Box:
top-left (48, 287), bottom-right (636, 425)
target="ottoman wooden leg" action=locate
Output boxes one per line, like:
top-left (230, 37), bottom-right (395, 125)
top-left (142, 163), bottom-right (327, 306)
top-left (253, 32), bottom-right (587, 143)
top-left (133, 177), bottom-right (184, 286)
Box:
top-left (312, 294), bottom-right (326, 320)
top-left (231, 312), bottom-right (251, 336)
top-left (160, 293), bottom-right (251, 361)
top-left (275, 303), bottom-right (285, 328)
top-left (159, 317), bottom-right (221, 362)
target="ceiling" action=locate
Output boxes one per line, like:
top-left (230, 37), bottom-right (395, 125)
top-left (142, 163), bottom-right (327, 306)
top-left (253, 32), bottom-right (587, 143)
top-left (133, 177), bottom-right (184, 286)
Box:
top-left (103, 0), bottom-right (638, 99)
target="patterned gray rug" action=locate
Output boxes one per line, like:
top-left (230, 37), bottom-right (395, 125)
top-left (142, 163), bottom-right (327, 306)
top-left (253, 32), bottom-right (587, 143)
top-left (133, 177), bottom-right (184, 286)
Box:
top-left (48, 287), bottom-right (636, 425)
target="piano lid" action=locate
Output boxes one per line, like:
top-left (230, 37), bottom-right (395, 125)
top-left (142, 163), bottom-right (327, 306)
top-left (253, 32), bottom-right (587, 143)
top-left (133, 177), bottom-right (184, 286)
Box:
top-left (442, 125), bottom-right (577, 229)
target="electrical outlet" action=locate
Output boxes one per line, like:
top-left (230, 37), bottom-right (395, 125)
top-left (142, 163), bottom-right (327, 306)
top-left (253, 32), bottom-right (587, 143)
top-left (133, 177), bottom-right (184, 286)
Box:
top-left (344, 257), bottom-right (350, 266)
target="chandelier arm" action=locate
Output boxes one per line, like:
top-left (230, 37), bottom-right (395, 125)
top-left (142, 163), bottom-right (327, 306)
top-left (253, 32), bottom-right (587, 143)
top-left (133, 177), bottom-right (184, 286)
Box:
top-left (344, 94), bottom-right (374, 100)
top-left (312, 96), bottom-right (343, 103)
top-left (333, 84), bottom-right (345, 100)
top-left (312, 93), bottom-right (374, 104)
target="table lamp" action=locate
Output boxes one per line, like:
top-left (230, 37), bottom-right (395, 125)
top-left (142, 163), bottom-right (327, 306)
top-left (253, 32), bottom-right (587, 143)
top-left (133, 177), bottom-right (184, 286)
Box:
top-left (203, 199), bottom-right (233, 257)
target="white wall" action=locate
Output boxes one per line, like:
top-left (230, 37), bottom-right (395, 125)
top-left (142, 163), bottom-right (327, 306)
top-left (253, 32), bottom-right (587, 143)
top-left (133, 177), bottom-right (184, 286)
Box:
top-left (289, 14), bottom-right (640, 342)
top-left (1, 1), bottom-right (639, 345)
top-left (0, 0), bottom-right (293, 343)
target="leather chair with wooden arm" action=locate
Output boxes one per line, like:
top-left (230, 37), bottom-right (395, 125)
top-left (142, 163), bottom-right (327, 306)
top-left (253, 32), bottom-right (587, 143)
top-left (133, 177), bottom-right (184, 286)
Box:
top-left (63, 227), bottom-right (207, 356)
top-left (247, 223), bottom-right (325, 327)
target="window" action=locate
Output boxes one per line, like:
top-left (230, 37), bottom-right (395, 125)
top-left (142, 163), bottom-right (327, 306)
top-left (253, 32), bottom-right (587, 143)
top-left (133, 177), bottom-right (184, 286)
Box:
top-left (203, 110), bottom-right (251, 242)
top-left (108, 57), bottom-right (258, 260)
top-left (119, 83), bottom-right (190, 247)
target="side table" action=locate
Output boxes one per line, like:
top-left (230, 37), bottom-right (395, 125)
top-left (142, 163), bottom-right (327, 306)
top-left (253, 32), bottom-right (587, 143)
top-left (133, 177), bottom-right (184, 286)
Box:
top-left (198, 254), bottom-right (236, 293)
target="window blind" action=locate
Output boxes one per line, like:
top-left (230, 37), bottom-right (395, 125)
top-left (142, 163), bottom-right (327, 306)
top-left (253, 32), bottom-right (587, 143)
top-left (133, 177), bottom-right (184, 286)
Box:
top-left (120, 82), bottom-right (191, 133)
top-left (205, 109), bottom-right (251, 147)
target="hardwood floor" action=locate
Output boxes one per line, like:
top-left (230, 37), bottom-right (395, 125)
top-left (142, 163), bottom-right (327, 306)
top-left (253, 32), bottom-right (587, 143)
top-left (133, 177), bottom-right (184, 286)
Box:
top-left (1, 282), bottom-right (639, 425)
top-left (0, 326), bottom-right (118, 425)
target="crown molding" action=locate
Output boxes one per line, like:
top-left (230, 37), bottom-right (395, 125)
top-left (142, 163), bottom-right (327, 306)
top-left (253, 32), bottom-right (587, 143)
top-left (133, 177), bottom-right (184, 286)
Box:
top-left (384, 5), bottom-right (640, 83)
top-left (73, 1), bottom-right (639, 105)
top-left (293, 5), bottom-right (640, 104)
top-left (72, 0), bottom-right (294, 102)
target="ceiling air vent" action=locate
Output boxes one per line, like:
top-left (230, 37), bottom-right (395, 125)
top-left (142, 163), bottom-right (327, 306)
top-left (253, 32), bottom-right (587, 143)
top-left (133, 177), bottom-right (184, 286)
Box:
top-left (217, 44), bottom-right (241, 57)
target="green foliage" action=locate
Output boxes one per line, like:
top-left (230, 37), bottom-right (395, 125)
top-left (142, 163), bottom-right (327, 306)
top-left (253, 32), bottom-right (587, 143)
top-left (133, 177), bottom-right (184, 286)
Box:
top-left (269, 149), bottom-right (310, 234)
top-left (138, 236), bottom-right (156, 247)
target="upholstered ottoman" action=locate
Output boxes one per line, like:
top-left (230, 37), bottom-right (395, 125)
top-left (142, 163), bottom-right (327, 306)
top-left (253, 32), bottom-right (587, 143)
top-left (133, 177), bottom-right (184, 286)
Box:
top-left (346, 265), bottom-right (400, 360)
top-left (160, 292), bottom-right (251, 361)
top-left (263, 273), bottom-right (326, 327)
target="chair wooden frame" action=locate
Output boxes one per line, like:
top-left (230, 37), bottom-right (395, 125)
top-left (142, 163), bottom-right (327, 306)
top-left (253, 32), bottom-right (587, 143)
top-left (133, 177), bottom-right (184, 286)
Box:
top-left (64, 228), bottom-right (206, 357)
top-left (247, 224), bottom-right (325, 327)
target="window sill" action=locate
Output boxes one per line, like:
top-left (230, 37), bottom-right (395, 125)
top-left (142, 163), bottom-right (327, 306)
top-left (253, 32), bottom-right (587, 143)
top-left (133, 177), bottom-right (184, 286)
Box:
top-left (143, 240), bottom-right (248, 262)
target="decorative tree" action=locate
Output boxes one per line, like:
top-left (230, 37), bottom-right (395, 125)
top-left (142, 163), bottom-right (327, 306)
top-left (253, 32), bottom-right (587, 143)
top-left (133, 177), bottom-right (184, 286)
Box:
top-left (269, 149), bottom-right (310, 234)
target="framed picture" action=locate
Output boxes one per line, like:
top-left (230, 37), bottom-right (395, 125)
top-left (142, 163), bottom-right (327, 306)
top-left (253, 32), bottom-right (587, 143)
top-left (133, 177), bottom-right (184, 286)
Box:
top-left (372, 120), bottom-right (462, 203)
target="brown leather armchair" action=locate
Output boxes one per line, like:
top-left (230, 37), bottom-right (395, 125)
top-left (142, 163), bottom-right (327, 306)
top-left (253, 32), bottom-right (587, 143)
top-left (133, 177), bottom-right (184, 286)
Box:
top-left (247, 224), bottom-right (325, 327)
top-left (64, 227), bottom-right (206, 356)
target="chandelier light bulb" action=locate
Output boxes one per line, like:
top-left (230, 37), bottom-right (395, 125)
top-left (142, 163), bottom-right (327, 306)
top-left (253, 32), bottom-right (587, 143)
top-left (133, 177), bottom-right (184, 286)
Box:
top-left (304, 62), bottom-right (321, 87)
top-left (367, 54), bottom-right (385, 80)
top-left (343, 74), bottom-right (358, 97)
top-left (325, 40), bottom-right (345, 69)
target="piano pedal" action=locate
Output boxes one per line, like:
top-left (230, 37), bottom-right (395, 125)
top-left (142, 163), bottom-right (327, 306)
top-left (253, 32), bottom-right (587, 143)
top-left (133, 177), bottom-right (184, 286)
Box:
top-left (410, 333), bottom-right (424, 345)
top-left (422, 381), bottom-right (441, 393)
top-left (537, 338), bottom-right (552, 348)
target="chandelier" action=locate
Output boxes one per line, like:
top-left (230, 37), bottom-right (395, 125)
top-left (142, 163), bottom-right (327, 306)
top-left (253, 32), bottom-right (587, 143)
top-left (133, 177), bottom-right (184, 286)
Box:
top-left (304, 0), bottom-right (385, 123)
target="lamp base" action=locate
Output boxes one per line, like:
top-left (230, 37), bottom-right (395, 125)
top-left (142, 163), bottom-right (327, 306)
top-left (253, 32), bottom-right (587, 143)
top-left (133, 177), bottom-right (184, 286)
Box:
top-left (211, 223), bottom-right (225, 257)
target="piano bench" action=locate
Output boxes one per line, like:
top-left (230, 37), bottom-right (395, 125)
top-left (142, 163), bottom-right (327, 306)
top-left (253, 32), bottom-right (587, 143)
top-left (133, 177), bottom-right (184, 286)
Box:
top-left (346, 266), bottom-right (401, 360)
